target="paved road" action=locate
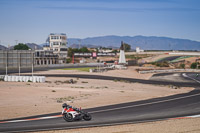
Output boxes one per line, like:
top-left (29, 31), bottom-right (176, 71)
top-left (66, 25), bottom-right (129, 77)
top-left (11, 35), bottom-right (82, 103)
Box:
top-left (0, 73), bottom-right (200, 133)
top-left (36, 73), bottom-right (200, 87)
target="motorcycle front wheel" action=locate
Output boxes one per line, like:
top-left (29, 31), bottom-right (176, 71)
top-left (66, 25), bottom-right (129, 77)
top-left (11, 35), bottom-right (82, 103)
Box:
top-left (63, 113), bottom-right (74, 122)
top-left (83, 113), bottom-right (92, 121)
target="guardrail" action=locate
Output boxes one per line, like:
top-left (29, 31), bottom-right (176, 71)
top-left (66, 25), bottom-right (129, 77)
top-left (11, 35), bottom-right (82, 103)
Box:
top-left (139, 69), bottom-right (200, 74)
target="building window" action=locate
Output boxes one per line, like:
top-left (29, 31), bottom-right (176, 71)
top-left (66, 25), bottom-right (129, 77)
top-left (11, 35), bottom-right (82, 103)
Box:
top-left (53, 42), bottom-right (59, 45)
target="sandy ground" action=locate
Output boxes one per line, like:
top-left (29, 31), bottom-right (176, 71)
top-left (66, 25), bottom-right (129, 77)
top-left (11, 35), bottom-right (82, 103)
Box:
top-left (33, 118), bottom-right (200, 133)
top-left (0, 66), bottom-right (196, 133)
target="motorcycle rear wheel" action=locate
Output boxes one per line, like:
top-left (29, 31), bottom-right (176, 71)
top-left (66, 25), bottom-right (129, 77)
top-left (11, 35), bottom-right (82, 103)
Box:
top-left (83, 113), bottom-right (92, 121)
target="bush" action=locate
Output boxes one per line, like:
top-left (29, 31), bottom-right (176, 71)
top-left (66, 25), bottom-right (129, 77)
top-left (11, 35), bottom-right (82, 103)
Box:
top-left (66, 58), bottom-right (72, 63)
top-left (180, 63), bottom-right (185, 69)
top-left (190, 62), bottom-right (199, 69)
top-left (151, 61), bottom-right (169, 67)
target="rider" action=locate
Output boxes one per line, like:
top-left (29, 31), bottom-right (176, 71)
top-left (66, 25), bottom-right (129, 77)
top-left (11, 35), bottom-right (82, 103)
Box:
top-left (62, 103), bottom-right (68, 108)
top-left (62, 103), bottom-right (80, 112)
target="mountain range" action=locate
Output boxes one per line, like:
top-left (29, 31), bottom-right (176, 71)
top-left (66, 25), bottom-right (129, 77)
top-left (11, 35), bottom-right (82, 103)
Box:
top-left (68, 35), bottom-right (200, 50)
top-left (0, 35), bottom-right (200, 50)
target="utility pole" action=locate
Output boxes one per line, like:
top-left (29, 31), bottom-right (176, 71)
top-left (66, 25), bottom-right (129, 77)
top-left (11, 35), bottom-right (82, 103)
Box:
top-left (78, 39), bottom-right (81, 49)
top-left (6, 51), bottom-right (8, 75)
top-left (19, 53), bottom-right (21, 76)
top-left (32, 52), bottom-right (34, 77)
top-left (15, 40), bottom-right (18, 45)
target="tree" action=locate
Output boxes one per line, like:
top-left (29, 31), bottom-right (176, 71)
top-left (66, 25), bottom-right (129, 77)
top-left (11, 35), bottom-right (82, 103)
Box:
top-left (123, 43), bottom-right (131, 52)
top-left (67, 47), bottom-right (90, 58)
top-left (14, 43), bottom-right (29, 50)
top-left (190, 62), bottom-right (199, 69)
top-left (80, 47), bottom-right (89, 53)
top-left (67, 47), bottom-right (73, 57)
top-left (112, 49), bottom-right (118, 53)
top-left (180, 63), bottom-right (185, 69)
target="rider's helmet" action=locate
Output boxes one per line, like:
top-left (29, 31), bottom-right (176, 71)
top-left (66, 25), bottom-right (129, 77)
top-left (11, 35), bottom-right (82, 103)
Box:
top-left (62, 103), bottom-right (68, 108)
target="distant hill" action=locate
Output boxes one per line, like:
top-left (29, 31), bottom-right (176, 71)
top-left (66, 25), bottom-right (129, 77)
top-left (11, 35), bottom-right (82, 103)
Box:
top-left (39, 43), bottom-right (49, 47)
top-left (25, 43), bottom-right (42, 50)
top-left (68, 35), bottom-right (200, 50)
top-left (0, 45), bottom-right (7, 50)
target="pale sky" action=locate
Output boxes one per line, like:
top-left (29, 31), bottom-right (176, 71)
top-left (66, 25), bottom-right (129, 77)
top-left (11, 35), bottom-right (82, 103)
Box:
top-left (0, 0), bottom-right (200, 46)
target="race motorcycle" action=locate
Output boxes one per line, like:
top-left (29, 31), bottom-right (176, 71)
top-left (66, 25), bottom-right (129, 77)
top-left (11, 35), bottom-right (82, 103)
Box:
top-left (61, 103), bottom-right (92, 122)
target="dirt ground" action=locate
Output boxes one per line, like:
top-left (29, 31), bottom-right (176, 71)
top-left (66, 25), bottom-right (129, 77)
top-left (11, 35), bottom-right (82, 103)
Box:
top-left (0, 66), bottom-right (196, 133)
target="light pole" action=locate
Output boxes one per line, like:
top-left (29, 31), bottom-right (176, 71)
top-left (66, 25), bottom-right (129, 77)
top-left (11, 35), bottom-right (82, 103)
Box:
top-left (19, 53), bottom-right (21, 76)
top-left (32, 52), bottom-right (34, 77)
top-left (6, 51), bottom-right (8, 75)
top-left (15, 40), bottom-right (18, 46)
top-left (78, 39), bottom-right (81, 49)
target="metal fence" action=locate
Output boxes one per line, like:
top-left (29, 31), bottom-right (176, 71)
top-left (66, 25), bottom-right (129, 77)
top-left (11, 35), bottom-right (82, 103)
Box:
top-left (0, 50), bottom-right (34, 68)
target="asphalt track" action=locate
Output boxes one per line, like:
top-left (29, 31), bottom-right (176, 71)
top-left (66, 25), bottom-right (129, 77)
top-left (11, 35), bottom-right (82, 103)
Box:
top-left (0, 72), bottom-right (200, 133)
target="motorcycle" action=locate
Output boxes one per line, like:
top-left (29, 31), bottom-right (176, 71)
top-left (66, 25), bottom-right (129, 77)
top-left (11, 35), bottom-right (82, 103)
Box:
top-left (61, 104), bottom-right (92, 122)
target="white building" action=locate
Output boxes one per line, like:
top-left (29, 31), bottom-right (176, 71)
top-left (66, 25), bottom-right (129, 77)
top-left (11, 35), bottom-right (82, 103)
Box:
top-left (136, 47), bottom-right (144, 53)
top-left (46, 33), bottom-right (68, 63)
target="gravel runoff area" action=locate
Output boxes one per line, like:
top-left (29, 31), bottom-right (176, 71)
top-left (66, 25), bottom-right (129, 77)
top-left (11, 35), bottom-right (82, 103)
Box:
top-left (0, 66), bottom-right (197, 133)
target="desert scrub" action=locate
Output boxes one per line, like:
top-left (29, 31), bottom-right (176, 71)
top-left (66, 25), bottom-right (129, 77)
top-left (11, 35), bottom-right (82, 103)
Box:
top-left (151, 61), bottom-right (169, 67)
top-left (55, 96), bottom-right (75, 103)
top-left (81, 81), bottom-right (88, 83)
top-left (54, 80), bottom-right (77, 84)
top-left (46, 81), bottom-right (52, 83)
top-left (71, 86), bottom-right (84, 89)
top-left (113, 79), bottom-right (118, 82)
top-left (113, 79), bottom-right (131, 83)
top-left (52, 90), bottom-right (56, 92)
top-left (168, 85), bottom-right (180, 89)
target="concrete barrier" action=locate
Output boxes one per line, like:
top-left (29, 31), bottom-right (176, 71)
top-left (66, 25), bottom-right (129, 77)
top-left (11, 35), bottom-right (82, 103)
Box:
top-left (4, 75), bottom-right (8, 81)
top-left (7, 76), bottom-right (11, 81)
top-left (32, 76), bottom-right (36, 83)
top-left (19, 76), bottom-right (23, 82)
top-left (3, 75), bottom-right (46, 83)
top-left (15, 76), bottom-right (19, 82)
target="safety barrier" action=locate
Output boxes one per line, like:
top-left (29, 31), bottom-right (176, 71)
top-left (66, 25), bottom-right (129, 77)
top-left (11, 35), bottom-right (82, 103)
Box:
top-left (3, 75), bottom-right (45, 83)
top-left (139, 69), bottom-right (200, 74)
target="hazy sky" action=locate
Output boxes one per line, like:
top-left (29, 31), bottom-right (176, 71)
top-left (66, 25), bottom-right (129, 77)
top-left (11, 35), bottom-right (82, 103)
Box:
top-left (0, 0), bottom-right (200, 46)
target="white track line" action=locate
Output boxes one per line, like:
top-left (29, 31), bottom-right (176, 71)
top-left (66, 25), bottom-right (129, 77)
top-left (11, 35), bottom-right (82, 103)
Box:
top-left (182, 73), bottom-right (200, 84)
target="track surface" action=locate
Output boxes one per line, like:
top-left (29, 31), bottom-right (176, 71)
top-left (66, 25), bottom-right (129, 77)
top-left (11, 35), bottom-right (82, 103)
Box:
top-left (0, 72), bottom-right (200, 133)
